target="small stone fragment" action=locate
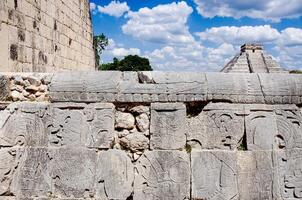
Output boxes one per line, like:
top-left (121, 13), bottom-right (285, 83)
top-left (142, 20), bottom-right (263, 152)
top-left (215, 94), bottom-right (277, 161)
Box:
top-left (120, 132), bottom-right (149, 152)
top-left (38, 84), bottom-right (48, 92)
top-left (130, 105), bottom-right (149, 114)
top-left (117, 129), bottom-right (130, 138)
top-left (11, 85), bottom-right (23, 92)
top-left (136, 113), bottom-right (149, 132)
top-left (11, 90), bottom-right (22, 101)
top-left (26, 85), bottom-right (39, 93)
top-left (27, 76), bottom-right (41, 86)
top-left (115, 111), bottom-right (135, 129)
top-left (13, 75), bottom-right (24, 85)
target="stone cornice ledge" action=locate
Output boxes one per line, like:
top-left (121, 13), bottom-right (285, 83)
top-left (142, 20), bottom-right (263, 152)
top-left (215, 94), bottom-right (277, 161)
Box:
top-left (1, 72), bottom-right (302, 104)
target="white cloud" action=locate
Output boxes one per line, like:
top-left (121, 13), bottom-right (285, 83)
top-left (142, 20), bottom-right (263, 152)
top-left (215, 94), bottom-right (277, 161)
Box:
top-left (278, 28), bottom-right (302, 46)
top-left (112, 48), bottom-right (141, 57)
top-left (196, 25), bottom-right (280, 45)
top-left (90, 2), bottom-right (96, 11)
top-left (122, 1), bottom-right (194, 44)
top-left (193, 0), bottom-right (302, 21)
top-left (97, 1), bottom-right (130, 17)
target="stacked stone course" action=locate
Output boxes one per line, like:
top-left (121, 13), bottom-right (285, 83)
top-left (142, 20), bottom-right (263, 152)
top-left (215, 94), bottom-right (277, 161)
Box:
top-left (0, 71), bottom-right (302, 199)
top-left (0, 0), bottom-right (94, 72)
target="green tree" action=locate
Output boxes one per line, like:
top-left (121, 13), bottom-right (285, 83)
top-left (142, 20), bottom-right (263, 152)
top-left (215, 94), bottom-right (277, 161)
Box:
top-left (99, 55), bottom-right (153, 71)
top-left (93, 33), bottom-right (109, 68)
top-left (289, 70), bottom-right (302, 74)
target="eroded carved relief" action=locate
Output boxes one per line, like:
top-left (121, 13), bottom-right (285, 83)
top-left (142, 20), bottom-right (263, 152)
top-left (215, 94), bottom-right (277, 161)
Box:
top-left (237, 151), bottom-right (274, 200)
top-left (187, 103), bottom-right (244, 150)
top-left (150, 103), bottom-right (186, 150)
top-left (134, 151), bottom-right (190, 200)
top-left (49, 148), bottom-right (96, 198)
top-left (0, 103), bottom-right (47, 147)
top-left (274, 149), bottom-right (302, 199)
top-left (191, 150), bottom-right (238, 200)
top-left (11, 148), bottom-right (51, 198)
top-left (46, 103), bottom-right (114, 148)
top-left (96, 150), bottom-right (134, 199)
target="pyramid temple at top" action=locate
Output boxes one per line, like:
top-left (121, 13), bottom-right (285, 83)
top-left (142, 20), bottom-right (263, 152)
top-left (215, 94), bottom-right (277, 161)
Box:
top-left (221, 43), bottom-right (287, 73)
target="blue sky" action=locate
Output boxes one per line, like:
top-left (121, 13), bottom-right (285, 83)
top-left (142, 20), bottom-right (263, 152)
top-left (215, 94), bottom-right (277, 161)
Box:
top-left (90, 0), bottom-right (302, 71)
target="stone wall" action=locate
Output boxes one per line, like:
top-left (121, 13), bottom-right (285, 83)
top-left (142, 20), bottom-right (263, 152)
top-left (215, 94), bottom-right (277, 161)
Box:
top-left (0, 71), bottom-right (302, 199)
top-left (0, 0), bottom-right (94, 72)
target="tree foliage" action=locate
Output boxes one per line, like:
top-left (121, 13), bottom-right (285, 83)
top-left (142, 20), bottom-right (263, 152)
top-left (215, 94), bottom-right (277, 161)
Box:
top-left (289, 70), bottom-right (302, 74)
top-left (100, 55), bottom-right (153, 71)
top-left (93, 33), bottom-right (109, 68)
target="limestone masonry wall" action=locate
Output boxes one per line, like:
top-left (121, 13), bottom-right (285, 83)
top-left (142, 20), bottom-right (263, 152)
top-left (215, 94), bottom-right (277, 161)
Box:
top-left (0, 0), bottom-right (95, 72)
top-left (1, 72), bottom-right (302, 199)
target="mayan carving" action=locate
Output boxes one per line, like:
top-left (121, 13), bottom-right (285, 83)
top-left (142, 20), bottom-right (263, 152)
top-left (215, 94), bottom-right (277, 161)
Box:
top-left (49, 148), bottom-right (96, 198)
top-left (187, 103), bottom-right (244, 150)
top-left (134, 151), bottom-right (190, 200)
top-left (274, 149), bottom-right (302, 199)
top-left (96, 150), bottom-right (134, 199)
top-left (191, 151), bottom-right (238, 200)
top-left (237, 151), bottom-right (274, 199)
top-left (11, 148), bottom-right (51, 198)
top-left (46, 103), bottom-right (114, 148)
top-left (150, 103), bottom-right (186, 149)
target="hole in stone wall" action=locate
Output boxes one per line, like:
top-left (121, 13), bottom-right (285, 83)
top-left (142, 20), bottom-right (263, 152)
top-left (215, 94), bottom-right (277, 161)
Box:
top-left (14, 0), bottom-right (18, 9)
top-left (18, 29), bottom-right (25, 42)
top-left (38, 51), bottom-right (48, 64)
top-left (186, 101), bottom-right (208, 117)
top-left (54, 45), bottom-right (58, 52)
top-left (33, 20), bottom-right (37, 29)
top-left (10, 44), bottom-right (18, 61)
top-left (69, 38), bottom-right (72, 46)
top-left (54, 20), bottom-right (57, 30)
top-left (237, 119), bottom-right (247, 151)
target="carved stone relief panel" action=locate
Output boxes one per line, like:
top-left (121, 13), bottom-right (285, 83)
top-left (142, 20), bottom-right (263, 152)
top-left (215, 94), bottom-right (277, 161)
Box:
top-left (0, 103), bottom-right (48, 147)
top-left (274, 149), bottom-right (302, 199)
top-left (187, 103), bottom-right (244, 150)
top-left (191, 150), bottom-right (238, 200)
top-left (96, 149), bottom-right (134, 199)
top-left (237, 151), bottom-right (274, 200)
top-left (11, 148), bottom-right (51, 198)
top-left (48, 147), bottom-right (96, 198)
top-left (134, 150), bottom-right (190, 200)
top-left (150, 103), bottom-right (186, 150)
top-left (46, 103), bottom-right (114, 148)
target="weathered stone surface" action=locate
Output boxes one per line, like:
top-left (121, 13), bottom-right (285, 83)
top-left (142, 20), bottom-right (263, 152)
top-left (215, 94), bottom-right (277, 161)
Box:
top-left (46, 103), bottom-right (114, 149)
top-left (119, 132), bottom-right (149, 152)
top-left (206, 73), bottom-right (264, 103)
top-left (0, 103), bottom-right (47, 147)
top-left (136, 113), bottom-right (149, 132)
top-left (191, 150), bottom-right (238, 200)
top-left (49, 148), bottom-right (96, 198)
top-left (96, 150), bottom-right (134, 199)
top-left (150, 103), bottom-right (186, 150)
top-left (134, 151), bottom-right (190, 200)
top-left (11, 148), bottom-right (51, 198)
top-left (115, 111), bottom-right (135, 130)
top-left (0, 149), bottom-right (19, 195)
top-left (187, 103), bottom-right (245, 150)
top-left (237, 151), bottom-right (274, 200)
top-left (274, 149), bottom-right (302, 199)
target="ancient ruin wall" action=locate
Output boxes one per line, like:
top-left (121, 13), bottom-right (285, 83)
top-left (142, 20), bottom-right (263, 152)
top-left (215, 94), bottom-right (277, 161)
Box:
top-left (1, 72), bottom-right (302, 199)
top-left (0, 0), bottom-right (95, 72)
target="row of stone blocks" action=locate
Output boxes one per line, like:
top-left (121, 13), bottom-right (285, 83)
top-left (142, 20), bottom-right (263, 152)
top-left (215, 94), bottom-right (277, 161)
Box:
top-left (0, 101), bottom-right (302, 199)
top-left (2, 147), bottom-right (302, 200)
top-left (1, 72), bottom-right (302, 104)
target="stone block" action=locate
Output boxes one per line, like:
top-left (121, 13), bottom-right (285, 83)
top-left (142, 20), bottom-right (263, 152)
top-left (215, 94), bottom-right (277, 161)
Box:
top-left (274, 149), bottom-right (302, 199)
top-left (237, 151), bottom-right (274, 200)
top-left (150, 103), bottom-right (186, 150)
top-left (46, 103), bottom-right (114, 149)
top-left (206, 73), bottom-right (264, 103)
top-left (49, 72), bottom-right (122, 102)
top-left (134, 150), bottom-right (190, 200)
top-left (49, 147), bottom-right (96, 198)
top-left (0, 103), bottom-right (48, 147)
top-left (11, 148), bottom-right (52, 198)
top-left (187, 103), bottom-right (245, 150)
top-left (96, 149), bottom-right (134, 199)
top-left (191, 150), bottom-right (238, 200)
